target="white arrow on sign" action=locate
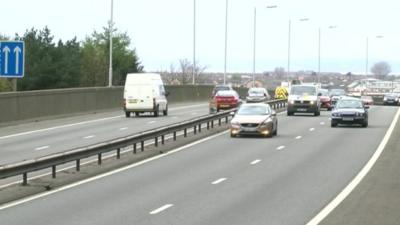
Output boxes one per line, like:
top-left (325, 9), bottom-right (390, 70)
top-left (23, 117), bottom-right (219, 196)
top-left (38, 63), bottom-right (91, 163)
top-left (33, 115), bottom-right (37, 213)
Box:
top-left (2, 46), bottom-right (10, 74)
top-left (14, 46), bottom-right (21, 74)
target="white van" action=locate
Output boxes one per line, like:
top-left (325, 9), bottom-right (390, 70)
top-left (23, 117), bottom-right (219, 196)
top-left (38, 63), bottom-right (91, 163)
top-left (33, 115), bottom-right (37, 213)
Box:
top-left (123, 73), bottom-right (168, 117)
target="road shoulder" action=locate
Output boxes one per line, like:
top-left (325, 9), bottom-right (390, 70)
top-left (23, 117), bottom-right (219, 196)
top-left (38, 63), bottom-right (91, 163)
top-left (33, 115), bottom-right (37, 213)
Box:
top-left (320, 107), bottom-right (400, 225)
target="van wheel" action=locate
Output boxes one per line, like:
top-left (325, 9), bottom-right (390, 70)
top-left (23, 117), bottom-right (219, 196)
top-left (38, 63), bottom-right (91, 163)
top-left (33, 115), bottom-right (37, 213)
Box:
top-left (314, 111), bottom-right (320, 116)
top-left (163, 105), bottom-right (168, 116)
top-left (135, 112), bottom-right (139, 117)
top-left (154, 106), bottom-right (159, 117)
top-left (125, 112), bottom-right (131, 118)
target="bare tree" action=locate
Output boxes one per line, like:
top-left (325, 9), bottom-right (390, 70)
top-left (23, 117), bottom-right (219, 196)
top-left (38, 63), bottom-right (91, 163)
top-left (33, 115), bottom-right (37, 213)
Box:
top-left (371, 61), bottom-right (391, 78)
top-left (177, 59), bottom-right (207, 84)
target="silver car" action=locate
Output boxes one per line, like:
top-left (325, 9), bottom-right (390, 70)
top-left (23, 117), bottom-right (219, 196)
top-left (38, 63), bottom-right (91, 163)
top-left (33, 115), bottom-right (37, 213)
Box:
top-left (230, 103), bottom-right (278, 138)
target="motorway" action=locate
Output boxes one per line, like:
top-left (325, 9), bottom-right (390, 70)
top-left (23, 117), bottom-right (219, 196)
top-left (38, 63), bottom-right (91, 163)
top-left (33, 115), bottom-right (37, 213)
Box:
top-left (0, 105), bottom-right (398, 225)
top-left (0, 103), bottom-right (209, 165)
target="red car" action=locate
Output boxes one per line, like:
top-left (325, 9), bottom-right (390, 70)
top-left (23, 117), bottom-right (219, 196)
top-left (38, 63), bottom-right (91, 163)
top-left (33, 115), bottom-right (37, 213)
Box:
top-left (209, 90), bottom-right (241, 113)
top-left (318, 89), bottom-right (332, 110)
top-left (361, 96), bottom-right (374, 105)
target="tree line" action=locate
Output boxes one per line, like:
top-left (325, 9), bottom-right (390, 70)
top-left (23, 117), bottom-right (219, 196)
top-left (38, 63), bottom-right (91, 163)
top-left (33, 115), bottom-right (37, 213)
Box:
top-left (0, 23), bottom-right (143, 92)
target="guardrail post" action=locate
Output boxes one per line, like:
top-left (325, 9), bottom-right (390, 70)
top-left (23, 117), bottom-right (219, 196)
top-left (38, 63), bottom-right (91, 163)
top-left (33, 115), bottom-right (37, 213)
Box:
top-left (225, 116), bottom-right (228, 123)
top-left (173, 131), bottom-right (177, 141)
top-left (141, 141), bottom-right (144, 152)
top-left (76, 159), bottom-right (80, 171)
top-left (207, 122), bottom-right (210, 130)
top-left (184, 128), bottom-right (187, 137)
top-left (98, 153), bottom-right (102, 165)
top-left (211, 120), bottom-right (214, 128)
top-left (117, 148), bottom-right (121, 159)
top-left (133, 143), bottom-right (137, 154)
top-left (218, 118), bottom-right (222, 126)
top-left (22, 173), bottom-right (28, 186)
top-left (155, 137), bottom-right (158, 147)
top-left (52, 166), bottom-right (56, 179)
top-left (198, 124), bottom-right (201, 133)
top-left (161, 135), bottom-right (165, 145)
top-left (194, 126), bottom-right (197, 134)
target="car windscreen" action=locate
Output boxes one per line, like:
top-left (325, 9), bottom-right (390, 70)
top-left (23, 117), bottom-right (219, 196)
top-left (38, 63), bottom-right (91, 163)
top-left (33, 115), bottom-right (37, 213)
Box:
top-left (290, 86), bottom-right (316, 95)
top-left (248, 89), bottom-right (264, 95)
top-left (237, 105), bottom-right (269, 115)
top-left (330, 89), bottom-right (345, 96)
top-left (361, 96), bottom-right (372, 100)
top-left (216, 90), bottom-right (237, 97)
top-left (336, 100), bottom-right (363, 109)
top-left (215, 86), bottom-right (230, 92)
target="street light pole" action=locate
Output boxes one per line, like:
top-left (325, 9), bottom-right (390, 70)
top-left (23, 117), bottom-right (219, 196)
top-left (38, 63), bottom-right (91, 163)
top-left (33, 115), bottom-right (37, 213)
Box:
top-left (287, 19), bottom-right (291, 82)
top-left (192, 0), bottom-right (196, 85)
top-left (252, 7), bottom-right (256, 87)
top-left (108, 0), bottom-right (114, 87)
top-left (365, 37), bottom-right (369, 76)
top-left (224, 0), bottom-right (228, 85)
top-left (318, 27), bottom-right (321, 82)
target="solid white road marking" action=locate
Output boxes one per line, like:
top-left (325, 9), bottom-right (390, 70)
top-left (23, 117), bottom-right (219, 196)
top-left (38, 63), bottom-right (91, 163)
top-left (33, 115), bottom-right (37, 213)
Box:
top-left (309, 128), bottom-right (315, 131)
top-left (148, 121), bottom-right (156, 124)
top-left (0, 103), bottom-right (208, 140)
top-left (119, 127), bottom-right (128, 131)
top-left (0, 130), bottom-right (229, 210)
top-left (83, 135), bottom-right (95, 139)
top-left (320, 122), bottom-right (325, 125)
top-left (276, 145), bottom-right (285, 150)
top-left (295, 136), bottom-right (302, 139)
top-left (306, 107), bottom-right (400, 225)
top-left (250, 159), bottom-right (261, 165)
top-left (212, 178), bottom-right (227, 185)
top-left (172, 116), bottom-right (178, 119)
top-left (149, 204), bottom-right (174, 215)
top-left (191, 112), bottom-right (198, 115)
top-left (34, 146), bottom-right (49, 151)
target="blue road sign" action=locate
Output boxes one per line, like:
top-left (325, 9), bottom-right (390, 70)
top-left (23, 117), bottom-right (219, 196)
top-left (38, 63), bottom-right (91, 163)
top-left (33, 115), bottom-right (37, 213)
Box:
top-left (0, 41), bottom-right (25, 78)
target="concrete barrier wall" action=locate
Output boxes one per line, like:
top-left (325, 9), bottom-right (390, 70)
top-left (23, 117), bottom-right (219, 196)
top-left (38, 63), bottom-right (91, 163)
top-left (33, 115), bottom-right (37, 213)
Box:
top-left (0, 86), bottom-right (249, 125)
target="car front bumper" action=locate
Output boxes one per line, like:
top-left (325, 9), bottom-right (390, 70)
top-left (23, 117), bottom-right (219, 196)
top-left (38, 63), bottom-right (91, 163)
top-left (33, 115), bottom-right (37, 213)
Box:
top-left (230, 123), bottom-right (273, 136)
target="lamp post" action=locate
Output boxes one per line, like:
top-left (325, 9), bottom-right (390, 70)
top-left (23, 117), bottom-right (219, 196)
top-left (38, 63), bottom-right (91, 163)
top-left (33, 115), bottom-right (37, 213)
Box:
top-left (224, 0), bottom-right (228, 85)
top-left (108, 0), bottom-right (114, 87)
top-left (287, 18), bottom-right (309, 81)
top-left (192, 0), bottom-right (196, 85)
top-left (252, 5), bottom-right (277, 87)
top-left (318, 25), bottom-right (337, 82)
top-left (366, 35), bottom-right (384, 75)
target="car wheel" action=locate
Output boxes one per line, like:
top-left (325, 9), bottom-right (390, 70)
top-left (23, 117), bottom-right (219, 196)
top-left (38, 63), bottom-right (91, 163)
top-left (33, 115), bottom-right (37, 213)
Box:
top-left (362, 120), bottom-right (368, 128)
top-left (216, 108), bottom-right (220, 113)
top-left (163, 105), bottom-right (168, 116)
top-left (287, 111), bottom-right (293, 116)
top-left (230, 132), bottom-right (237, 138)
top-left (154, 106), bottom-right (159, 117)
top-left (314, 111), bottom-right (320, 116)
top-left (331, 122), bottom-right (337, 127)
top-left (125, 112), bottom-right (131, 118)
top-left (135, 112), bottom-right (139, 117)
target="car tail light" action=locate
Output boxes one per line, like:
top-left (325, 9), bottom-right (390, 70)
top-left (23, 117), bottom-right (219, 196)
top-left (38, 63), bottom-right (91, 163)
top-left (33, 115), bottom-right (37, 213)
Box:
top-left (153, 98), bottom-right (156, 108)
top-left (123, 99), bottom-right (127, 107)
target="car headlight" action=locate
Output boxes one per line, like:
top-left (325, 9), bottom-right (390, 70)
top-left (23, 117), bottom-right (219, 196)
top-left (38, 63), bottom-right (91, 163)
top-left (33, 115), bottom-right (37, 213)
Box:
top-left (332, 113), bottom-right (340, 117)
top-left (310, 101), bottom-right (314, 105)
top-left (383, 97), bottom-right (387, 101)
top-left (396, 98), bottom-right (399, 101)
top-left (356, 112), bottom-right (364, 117)
top-left (289, 100), bottom-right (294, 104)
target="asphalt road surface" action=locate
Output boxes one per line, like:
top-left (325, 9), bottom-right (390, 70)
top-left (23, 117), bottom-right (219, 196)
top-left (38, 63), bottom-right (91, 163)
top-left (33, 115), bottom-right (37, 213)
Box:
top-left (0, 102), bottom-right (208, 165)
top-left (0, 105), bottom-right (398, 225)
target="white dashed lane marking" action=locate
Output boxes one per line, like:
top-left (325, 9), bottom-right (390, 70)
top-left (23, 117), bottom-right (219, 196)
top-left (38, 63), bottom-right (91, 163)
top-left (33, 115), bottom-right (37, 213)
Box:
top-left (309, 128), bottom-right (315, 131)
top-left (34, 146), bottom-right (49, 151)
top-left (119, 127), bottom-right (128, 131)
top-left (276, 145), bottom-right (285, 150)
top-left (295, 136), bottom-right (302, 140)
top-left (83, 135), bottom-right (95, 139)
top-left (320, 122), bottom-right (325, 125)
top-left (149, 204), bottom-right (174, 215)
top-left (250, 159), bottom-right (261, 165)
top-left (148, 121), bottom-right (156, 124)
top-left (212, 178), bottom-right (227, 185)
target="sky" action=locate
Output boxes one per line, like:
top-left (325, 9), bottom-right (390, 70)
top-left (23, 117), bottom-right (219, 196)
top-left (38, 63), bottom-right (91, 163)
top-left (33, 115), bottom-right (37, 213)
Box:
top-left (1, 0), bottom-right (400, 74)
